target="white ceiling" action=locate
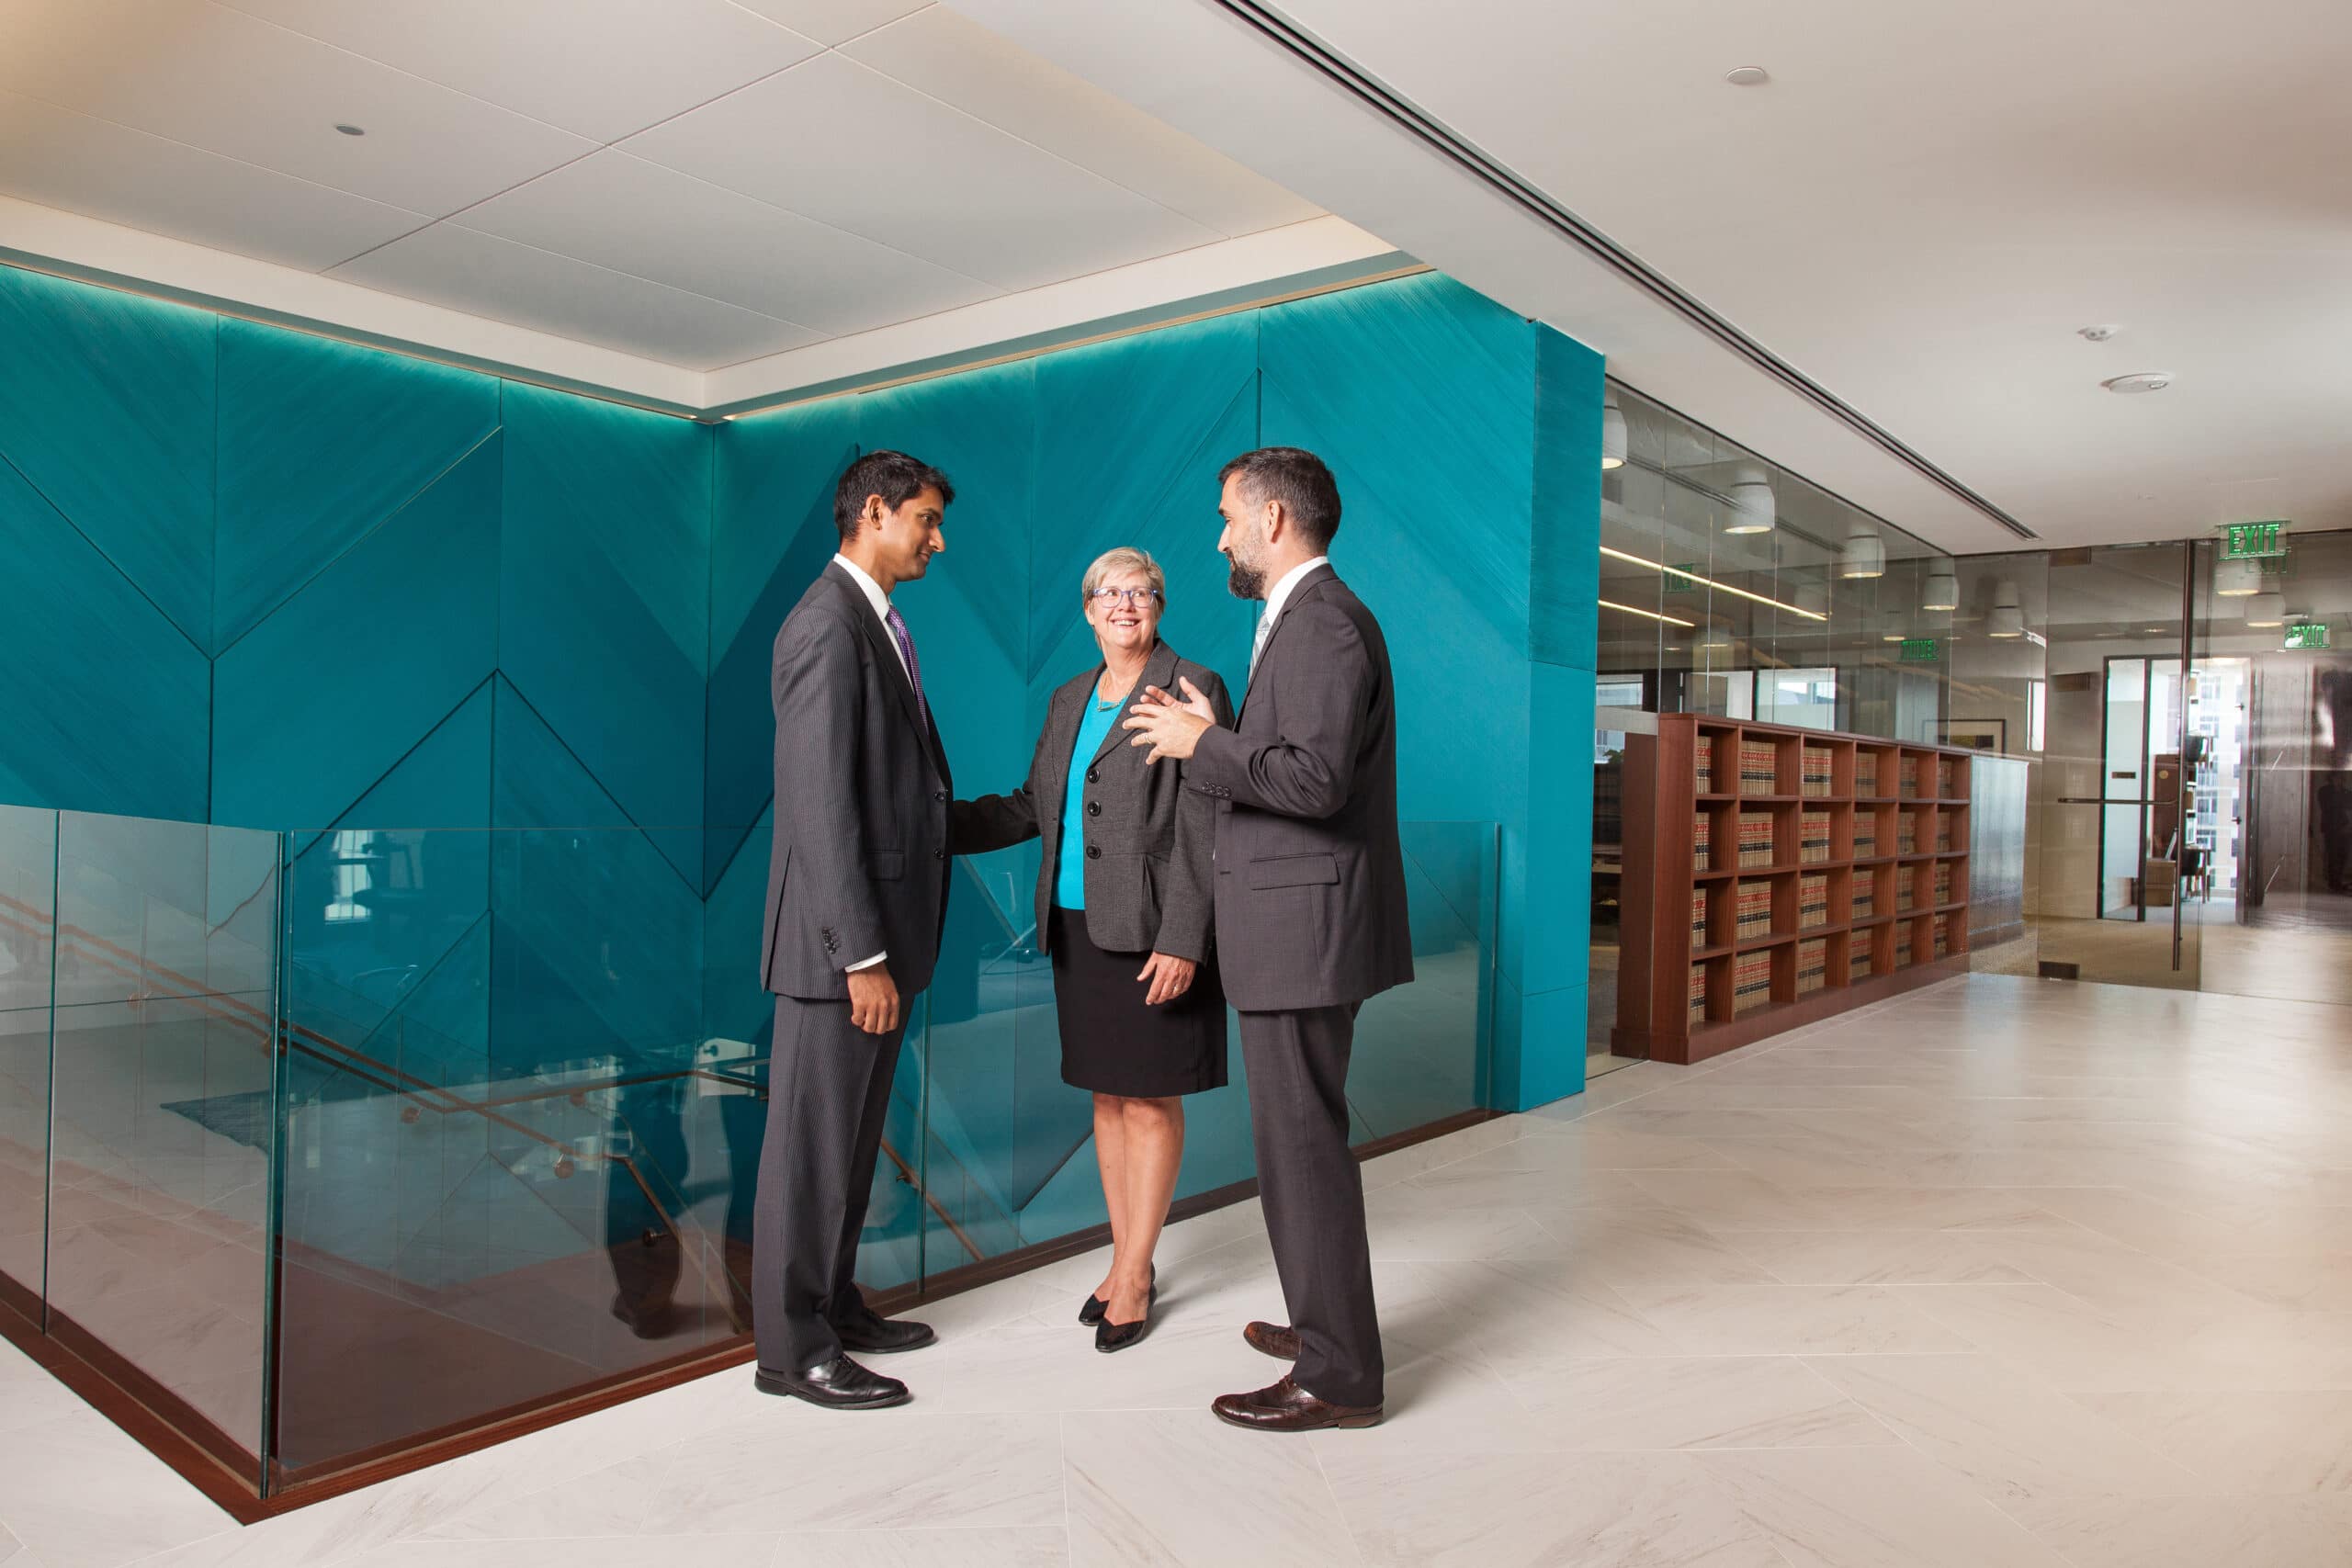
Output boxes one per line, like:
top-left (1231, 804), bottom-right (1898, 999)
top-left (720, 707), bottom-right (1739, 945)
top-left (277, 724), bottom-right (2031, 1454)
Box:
top-left (0, 0), bottom-right (1329, 375)
top-left (956, 0), bottom-right (2352, 555)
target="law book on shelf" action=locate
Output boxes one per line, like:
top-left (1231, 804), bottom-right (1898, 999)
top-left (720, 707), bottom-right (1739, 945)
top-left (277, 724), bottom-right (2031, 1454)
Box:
top-left (1736, 881), bottom-right (1772, 940)
top-left (1936, 817), bottom-right (1954, 852)
top-left (1692, 811), bottom-right (1712, 871)
top-left (1797, 937), bottom-right (1826, 995)
top-left (1940, 757), bottom-right (1963, 796)
top-left (1853, 879), bottom-right (1876, 919)
top-left (1690, 887), bottom-right (1710, 944)
top-left (1801, 746), bottom-right (1834, 797)
top-left (1733, 952), bottom-right (1772, 1014)
top-left (1737, 811), bottom-right (1775, 867)
top-left (1894, 923), bottom-right (1915, 966)
top-left (1850, 941), bottom-right (1875, 978)
top-left (1898, 876), bottom-right (1917, 913)
top-left (1897, 813), bottom-right (1918, 854)
top-left (1688, 963), bottom-right (1711, 1028)
top-left (1855, 752), bottom-right (1880, 797)
top-left (1739, 740), bottom-right (1778, 795)
top-left (1899, 753), bottom-right (1920, 798)
top-left (1933, 922), bottom-right (1951, 960)
top-left (1800, 810), bottom-right (1831, 863)
top-left (1934, 863), bottom-right (1952, 905)
top-left (1854, 817), bottom-right (1879, 857)
top-left (1799, 873), bottom-right (1828, 929)
top-left (1694, 747), bottom-right (1713, 796)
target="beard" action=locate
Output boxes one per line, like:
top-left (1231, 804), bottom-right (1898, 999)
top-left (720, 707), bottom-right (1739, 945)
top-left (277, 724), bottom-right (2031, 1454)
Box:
top-left (1225, 551), bottom-right (1266, 601)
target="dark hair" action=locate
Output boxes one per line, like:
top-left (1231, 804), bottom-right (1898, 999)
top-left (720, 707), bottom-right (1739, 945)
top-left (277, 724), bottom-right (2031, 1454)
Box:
top-left (833, 450), bottom-right (956, 542)
top-left (1217, 446), bottom-right (1341, 550)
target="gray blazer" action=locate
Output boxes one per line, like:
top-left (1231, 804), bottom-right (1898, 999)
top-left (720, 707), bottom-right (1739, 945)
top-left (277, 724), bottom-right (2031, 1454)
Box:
top-left (1186, 565), bottom-right (1414, 1010)
top-left (761, 562), bottom-right (954, 1000)
top-left (951, 640), bottom-right (1232, 961)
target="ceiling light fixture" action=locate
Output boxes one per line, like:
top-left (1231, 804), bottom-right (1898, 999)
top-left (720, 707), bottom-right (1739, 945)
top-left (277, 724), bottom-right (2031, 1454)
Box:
top-left (2077, 324), bottom-right (2120, 342)
top-left (1599, 598), bottom-right (1695, 628)
top-left (1986, 578), bottom-right (2025, 638)
top-left (2103, 372), bottom-right (2173, 394)
top-left (1921, 561), bottom-right (1960, 613)
top-left (2215, 558), bottom-right (2263, 596)
top-left (1724, 65), bottom-right (1770, 85)
top-left (1838, 525), bottom-right (1886, 580)
top-left (334, 123), bottom-right (366, 136)
top-left (1598, 545), bottom-right (1829, 622)
top-left (1600, 391), bottom-right (1626, 469)
top-left (1723, 463), bottom-right (1777, 535)
top-left (2244, 591), bottom-right (2287, 629)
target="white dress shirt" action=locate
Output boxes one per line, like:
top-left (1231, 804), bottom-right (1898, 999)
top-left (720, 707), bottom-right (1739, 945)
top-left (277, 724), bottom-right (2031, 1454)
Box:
top-left (1249, 554), bottom-right (1330, 681)
top-left (830, 552), bottom-right (900, 975)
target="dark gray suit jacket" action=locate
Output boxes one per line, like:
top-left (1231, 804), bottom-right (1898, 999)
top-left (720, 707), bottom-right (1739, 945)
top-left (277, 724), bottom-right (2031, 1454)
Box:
top-left (761, 562), bottom-right (954, 1000)
top-left (1186, 566), bottom-right (1413, 1010)
top-left (951, 640), bottom-right (1232, 961)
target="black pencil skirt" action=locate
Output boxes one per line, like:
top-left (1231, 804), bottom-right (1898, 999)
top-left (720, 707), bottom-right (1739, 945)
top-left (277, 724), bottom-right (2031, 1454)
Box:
top-left (1047, 907), bottom-right (1228, 1099)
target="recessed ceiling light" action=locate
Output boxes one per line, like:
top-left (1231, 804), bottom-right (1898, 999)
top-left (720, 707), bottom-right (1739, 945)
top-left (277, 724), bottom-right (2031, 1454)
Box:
top-left (334, 123), bottom-right (366, 136)
top-left (1724, 65), bottom-right (1770, 86)
top-left (2104, 372), bottom-right (2172, 394)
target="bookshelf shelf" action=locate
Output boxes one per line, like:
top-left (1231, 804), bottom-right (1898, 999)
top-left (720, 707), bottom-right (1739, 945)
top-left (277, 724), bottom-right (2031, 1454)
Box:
top-left (1615, 715), bottom-right (1978, 1066)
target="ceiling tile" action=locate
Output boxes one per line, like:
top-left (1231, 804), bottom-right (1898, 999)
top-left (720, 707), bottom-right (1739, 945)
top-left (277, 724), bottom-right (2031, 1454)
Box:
top-left (329, 224), bottom-right (820, 370)
top-left (846, 7), bottom-right (1319, 237)
top-left (0, 90), bottom-right (426, 271)
top-left (726, 0), bottom-right (928, 48)
top-left (0, 0), bottom-right (595, 216)
top-left (454, 150), bottom-right (1000, 335)
top-left (218, 0), bottom-right (822, 142)
top-left (624, 53), bottom-right (1220, 291)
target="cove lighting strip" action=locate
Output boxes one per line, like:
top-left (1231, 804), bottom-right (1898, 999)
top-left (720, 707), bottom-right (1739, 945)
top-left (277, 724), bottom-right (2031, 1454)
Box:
top-left (1598, 546), bottom-right (1830, 622)
top-left (1599, 598), bottom-right (1695, 628)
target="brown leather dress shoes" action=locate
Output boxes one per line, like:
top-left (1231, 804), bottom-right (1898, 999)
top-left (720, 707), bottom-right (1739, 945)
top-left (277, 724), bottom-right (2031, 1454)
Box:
top-left (1211, 1375), bottom-right (1383, 1432)
top-left (1243, 1320), bottom-right (1300, 1360)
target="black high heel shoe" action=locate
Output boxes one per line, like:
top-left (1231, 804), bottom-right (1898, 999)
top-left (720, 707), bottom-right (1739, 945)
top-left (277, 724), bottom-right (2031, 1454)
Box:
top-left (1094, 1279), bottom-right (1158, 1354)
top-left (1079, 1261), bottom-right (1150, 1325)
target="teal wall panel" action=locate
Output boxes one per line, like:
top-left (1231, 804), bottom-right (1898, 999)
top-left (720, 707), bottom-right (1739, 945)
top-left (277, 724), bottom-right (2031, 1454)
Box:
top-left (1533, 325), bottom-right (1606, 672)
top-left (212, 435), bottom-right (502, 830)
top-left (0, 455), bottom-right (209, 819)
top-left (0, 267), bottom-right (217, 649)
top-left (215, 322), bottom-right (498, 653)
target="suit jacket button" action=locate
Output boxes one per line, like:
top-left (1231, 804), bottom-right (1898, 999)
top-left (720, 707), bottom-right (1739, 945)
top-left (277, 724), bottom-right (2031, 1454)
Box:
top-left (1086, 845), bottom-right (1101, 860)
top-left (933, 790), bottom-right (946, 803)
top-left (1085, 767), bottom-right (1100, 784)
top-left (1085, 800), bottom-right (1102, 818)
top-left (933, 848), bottom-right (944, 860)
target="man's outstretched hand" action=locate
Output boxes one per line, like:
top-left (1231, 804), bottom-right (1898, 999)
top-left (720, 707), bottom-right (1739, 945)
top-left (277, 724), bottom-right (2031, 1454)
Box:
top-left (1122, 676), bottom-right (1217, 763)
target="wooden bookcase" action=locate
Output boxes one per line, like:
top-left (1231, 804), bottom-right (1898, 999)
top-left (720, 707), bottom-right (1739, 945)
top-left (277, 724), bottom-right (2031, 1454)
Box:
top-left (1613, 715), bottom-right (1975, 1066)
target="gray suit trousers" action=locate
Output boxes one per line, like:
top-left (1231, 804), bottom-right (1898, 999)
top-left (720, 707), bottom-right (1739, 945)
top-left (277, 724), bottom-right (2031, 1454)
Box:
top-left (1240, 1003), bottom-right (1383, 1407)
top-left (753, 995), bottom-right (907, 1374)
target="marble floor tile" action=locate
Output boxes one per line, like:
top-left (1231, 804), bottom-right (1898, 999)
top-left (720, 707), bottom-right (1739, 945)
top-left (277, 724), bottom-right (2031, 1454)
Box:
top-left (1611, 1281), bottom-right (1976, 1356)
top-left (1720, 1229), bottom-right (2040, 1286)
top-left (765, 1529), bottom-right (1070, 1567)
top-left (2072, 1390), bottom-right (2352, 1494)
top-left (2002, 1494), bottom-right (2352, 1568)
top-left (1319, 1449), bottom-right (1782, 1568)
top-left (1523, 1202), bottom-right (1782, 1288)
top-left (1806, 1353), bottom-right (2204, 1502)
top-left (336, 1536), bottom-right (779, 1568)
top-left (0, 1423), bottom-right (235, 1568)
top-left (1062, 1409), bottom-right (1353, 1567)
top-left (1694, 1445), bottom-right (2075, 1568)
top-left (1508, 1355), bottom-right (1898, 1450)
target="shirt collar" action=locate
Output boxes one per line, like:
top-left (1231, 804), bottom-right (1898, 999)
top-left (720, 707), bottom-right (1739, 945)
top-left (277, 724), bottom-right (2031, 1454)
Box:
top-left (832, 553), bottom-right (891, 621)
top-left (1261, 555), bottom-right (1330, 630)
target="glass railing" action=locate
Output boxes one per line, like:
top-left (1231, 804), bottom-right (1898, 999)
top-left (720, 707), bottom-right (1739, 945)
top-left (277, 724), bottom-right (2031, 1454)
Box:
top-left (0, 810), bottom-right (1496, 1498)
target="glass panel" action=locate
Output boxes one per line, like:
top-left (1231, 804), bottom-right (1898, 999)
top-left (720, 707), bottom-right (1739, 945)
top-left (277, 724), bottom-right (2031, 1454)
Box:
top-left (913, 821), bottom-right (1498, 1285)
top-left (44, 812), bottom-right (278, 1482)
top-left (0, 806), bottom-right (55, 1307)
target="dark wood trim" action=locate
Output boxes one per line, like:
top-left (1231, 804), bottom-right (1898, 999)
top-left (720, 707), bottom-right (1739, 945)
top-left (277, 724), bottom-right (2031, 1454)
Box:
top-left (8, 1103), bottom-right (1500, 1517)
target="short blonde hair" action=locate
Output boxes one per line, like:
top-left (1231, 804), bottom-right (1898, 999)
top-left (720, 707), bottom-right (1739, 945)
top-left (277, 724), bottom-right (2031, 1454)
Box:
top-left (1080, 547), bottom-right (1166, 607)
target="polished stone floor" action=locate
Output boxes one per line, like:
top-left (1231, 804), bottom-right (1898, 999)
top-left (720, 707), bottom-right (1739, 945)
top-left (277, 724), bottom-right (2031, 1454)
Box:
top-left (3, 973), bottom-right (2349, 1567)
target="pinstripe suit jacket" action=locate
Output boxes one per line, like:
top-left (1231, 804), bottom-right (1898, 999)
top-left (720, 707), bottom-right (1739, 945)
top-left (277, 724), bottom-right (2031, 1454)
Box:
top-left (760, 563), bottom-right (954, 1000)
top-left (950, 640), bottom-right (1232, 960)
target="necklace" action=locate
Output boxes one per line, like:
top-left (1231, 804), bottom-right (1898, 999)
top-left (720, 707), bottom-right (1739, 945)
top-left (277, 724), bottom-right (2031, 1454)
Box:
top-left (1095, 668), bottom-right (1140, 711)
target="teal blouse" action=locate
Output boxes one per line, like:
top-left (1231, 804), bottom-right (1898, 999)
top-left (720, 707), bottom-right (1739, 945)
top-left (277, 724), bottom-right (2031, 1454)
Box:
top-left (1055, 677), bottom-right (1127, 909)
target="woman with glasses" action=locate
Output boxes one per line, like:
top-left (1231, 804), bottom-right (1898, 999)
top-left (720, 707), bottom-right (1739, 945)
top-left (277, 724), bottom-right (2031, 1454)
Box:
top-left (950, 547), bottom-right (1233, 1352)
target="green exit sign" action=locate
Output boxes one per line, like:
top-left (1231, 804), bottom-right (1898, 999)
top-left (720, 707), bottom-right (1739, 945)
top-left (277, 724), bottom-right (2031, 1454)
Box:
top-left (1898, 637), bottom-right (1941, 663)
top-left (2224, 521), bottom-right (2289, 558)
top-left (2285, 622), bottom-right (2331, 650)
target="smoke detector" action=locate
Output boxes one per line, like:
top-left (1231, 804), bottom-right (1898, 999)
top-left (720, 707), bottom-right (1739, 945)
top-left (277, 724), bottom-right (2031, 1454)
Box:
top-left (2104, 372), bottom-right (2173, 394)
top-left (1724, 66), bottom-right (1770, 86)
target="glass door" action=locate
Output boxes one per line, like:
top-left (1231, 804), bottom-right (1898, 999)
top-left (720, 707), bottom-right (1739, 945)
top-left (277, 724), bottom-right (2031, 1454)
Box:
top-left (2032, 542), bottom-right (2210, 987)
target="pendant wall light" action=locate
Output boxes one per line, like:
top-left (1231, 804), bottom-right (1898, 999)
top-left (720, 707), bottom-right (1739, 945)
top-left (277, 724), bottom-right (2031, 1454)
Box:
top-left (1986, 578), bottom-right (2025, 638)
top-left (1921, 560), bottom-right (1960, 613)
top-left (1723, 463), bottom-right (1776, 534)
top-left (1600, 392), bottom-right (1626, 469)
top-left (2216, 558), bottom-right (2264, 597)
top-left (1838, 525), bottom-right (1886, 579)
top-left (2245, 590), bottom-right (2287, 628)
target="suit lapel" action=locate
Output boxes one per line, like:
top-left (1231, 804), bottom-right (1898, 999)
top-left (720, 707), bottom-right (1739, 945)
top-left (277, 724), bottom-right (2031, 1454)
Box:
top-left (827, 564), bottom-right (946, 779)
top-left (1087, 641), bottom-right (1175, 769)
top-left (1036, 680), bottom-right (1084, 822)
top-left (1239, 566), bottom-right (1336, 723)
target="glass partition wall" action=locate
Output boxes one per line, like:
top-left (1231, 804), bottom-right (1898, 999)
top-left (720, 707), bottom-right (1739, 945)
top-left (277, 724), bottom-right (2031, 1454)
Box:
top-left (0, 813), bottom-right (1498, 1503)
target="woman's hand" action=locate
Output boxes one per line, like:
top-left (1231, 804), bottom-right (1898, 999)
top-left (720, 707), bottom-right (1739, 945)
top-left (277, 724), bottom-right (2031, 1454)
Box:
top-left (1135, 952), bottom-right (1197, 1006)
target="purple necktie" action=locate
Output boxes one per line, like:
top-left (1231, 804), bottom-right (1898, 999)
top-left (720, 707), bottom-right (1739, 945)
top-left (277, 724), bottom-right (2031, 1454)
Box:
top-left (885, 604), bottom-right (930, 732)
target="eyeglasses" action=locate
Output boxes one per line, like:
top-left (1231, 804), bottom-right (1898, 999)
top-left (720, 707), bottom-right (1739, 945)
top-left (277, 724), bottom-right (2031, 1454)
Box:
top-left (1089, 587), bottom-right (1163, 608)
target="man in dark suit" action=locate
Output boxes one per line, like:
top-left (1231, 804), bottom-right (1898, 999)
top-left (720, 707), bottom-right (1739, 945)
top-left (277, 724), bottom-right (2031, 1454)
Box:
top-left (1124, 446), bottom-right (1412, 1432)
top-left (752, 450), bottom-right (956, 1410)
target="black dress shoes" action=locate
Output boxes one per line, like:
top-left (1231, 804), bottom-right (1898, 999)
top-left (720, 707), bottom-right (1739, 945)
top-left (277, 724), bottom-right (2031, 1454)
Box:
top-left (1243, 1320), bottom-right (1300, 1360)
top-left (1211, 1375), bottom-right (1382, 1432)
top-left (1093, 1280), bottom-right (1159, 1354)
top-left (1079, 1262), bottom-right (1151, 1325)
top-left (833, 1311), bottom-right (936, 1354)
top-left (754, 1354), bottom-right (910, 1410)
